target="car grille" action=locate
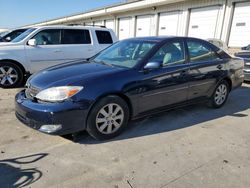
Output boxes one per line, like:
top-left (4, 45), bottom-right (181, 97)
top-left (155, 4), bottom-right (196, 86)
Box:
top-left (25, 85), bottom-right (40, 100)
top-left (245, 62), bottom-right (250, 71)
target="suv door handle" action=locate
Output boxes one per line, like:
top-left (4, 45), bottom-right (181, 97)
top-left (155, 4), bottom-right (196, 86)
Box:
top-left (217, 64), bottom-right (223, 69)
top-left (53, 49), bottom-right (62, 53)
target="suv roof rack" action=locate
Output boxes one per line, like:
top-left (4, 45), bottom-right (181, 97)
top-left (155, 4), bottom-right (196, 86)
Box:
top-left (84, 24), bottom-right (106, 28)
top-left (66, 24), bottom-right (106, 28)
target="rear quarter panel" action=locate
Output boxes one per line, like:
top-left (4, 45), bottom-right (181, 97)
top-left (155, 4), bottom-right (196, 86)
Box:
top-left (227, 57), bottom-right (244, 89)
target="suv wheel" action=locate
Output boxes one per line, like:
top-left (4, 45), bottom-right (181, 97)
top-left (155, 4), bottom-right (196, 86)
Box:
top-left (87, 95), bottom-right (129, 140)
top-left (0, 62), bottom-right (24, 88)
top-left (209, 80), bottom-right (229, 108)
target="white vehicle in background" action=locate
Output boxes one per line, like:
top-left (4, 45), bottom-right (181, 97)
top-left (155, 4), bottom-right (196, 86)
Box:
top-left (0, 28), bottom-right (29, 42)
top-left (207, 38), bottom-right (228, 52)
top-left (0, 25), bottom-right (118, 88)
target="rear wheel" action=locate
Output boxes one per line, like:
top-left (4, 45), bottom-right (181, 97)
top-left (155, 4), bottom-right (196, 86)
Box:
top-left (0, 62), bottom-right (24, 88)
top-left (87, 95), bottom-right (129, 140)
top-left (208, 80), bottom-right (229, 108)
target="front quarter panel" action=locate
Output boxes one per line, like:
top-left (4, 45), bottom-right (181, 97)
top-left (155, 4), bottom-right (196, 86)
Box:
top-left (0, 44), bottom-right (29, 71)
top-left (72, 68), bottom-right (142, 117)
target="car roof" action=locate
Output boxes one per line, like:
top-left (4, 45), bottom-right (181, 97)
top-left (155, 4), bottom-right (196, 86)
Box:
top-left (33, 25), bottom-right (112, 31)
top-left (123, 36), bottom-right (205, 43)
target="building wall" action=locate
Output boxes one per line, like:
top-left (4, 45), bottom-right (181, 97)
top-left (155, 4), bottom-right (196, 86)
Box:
top-left (25, 0), bottom-right (250, 47)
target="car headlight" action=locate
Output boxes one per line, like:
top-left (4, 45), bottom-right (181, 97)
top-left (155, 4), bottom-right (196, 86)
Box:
top-left (36, 86), bottom-right (83, 102)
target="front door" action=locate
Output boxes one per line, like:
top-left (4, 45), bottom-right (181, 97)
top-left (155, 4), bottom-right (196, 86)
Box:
top-left (25, 29), bottom-right (65, 73)
top-left (138, 39), bottom-right (190, 113)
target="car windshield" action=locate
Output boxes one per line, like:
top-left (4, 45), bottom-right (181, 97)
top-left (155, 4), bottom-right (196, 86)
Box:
top-left (93, 40), bottom-right (157, 68)
top-left (246, 45), bottom-right (250, 51)
top-left (11, 28), bottom-right (36, 42)
top-left (1, 29), bottom-right (28, 42)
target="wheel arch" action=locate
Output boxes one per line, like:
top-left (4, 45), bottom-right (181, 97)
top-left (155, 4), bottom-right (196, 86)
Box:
top-left (0, 59), bottom-right (27, 75)
top-left (222, 77), bottom-right (232, 92)
top-left (86, 92), bottom-right (134, 125)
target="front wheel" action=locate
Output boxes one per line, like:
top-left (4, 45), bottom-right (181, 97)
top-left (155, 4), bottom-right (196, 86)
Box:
top-left (0, 62), bottom-right (24, 88)
top-left (208, 80), bottom-right (229, 108)
top-left (87, 95), bottom-right (130, 140)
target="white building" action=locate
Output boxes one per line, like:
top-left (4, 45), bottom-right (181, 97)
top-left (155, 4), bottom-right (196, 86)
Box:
top-left (24, 0), bottom-right (250, 47)
top-left (0, 29), bottom-right (9, 33)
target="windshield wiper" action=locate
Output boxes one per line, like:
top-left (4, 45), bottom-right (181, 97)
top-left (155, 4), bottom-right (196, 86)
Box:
top-left (95, 60), bottom-right (114, 67)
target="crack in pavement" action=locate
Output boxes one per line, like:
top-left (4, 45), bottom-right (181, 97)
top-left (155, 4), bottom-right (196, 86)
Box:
top-left (159, 155), bottom-right (222, 188)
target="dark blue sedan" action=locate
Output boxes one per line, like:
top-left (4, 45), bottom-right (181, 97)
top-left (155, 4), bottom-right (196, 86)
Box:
top-left (15, 37), bottom-right (244, 140)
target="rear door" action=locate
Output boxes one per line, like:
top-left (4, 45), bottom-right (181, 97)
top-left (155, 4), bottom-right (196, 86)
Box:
top-left (138, 39), bottom-right (190, 113)
top-left (186, 38), bottom-right (226, 100)
top-left (25, 29), bottom-right (65, 73)
top-left (94, 30), bottom-right (114, 53)
top-left (61, 29), bottom-right (95, 60)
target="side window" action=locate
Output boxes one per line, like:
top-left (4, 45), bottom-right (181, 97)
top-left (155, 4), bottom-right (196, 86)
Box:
top-left (187, 40), bottom-right (220, 63)
top-left (33, 29), bottom-right (60, 45)
top-left (95, 30), bottom-right (113, 44)
top-left (62, 29), bottom-right (91, 44)
top-left (150, 41), bottom-right (185, 66)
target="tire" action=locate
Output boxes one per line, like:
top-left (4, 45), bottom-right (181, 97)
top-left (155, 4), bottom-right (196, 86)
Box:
top-left (0, 62), bottom-right (24, 88)
top-left (208, 80), bottom-right (229, 108)
top-left (86, 95), bottom-right (130, 140)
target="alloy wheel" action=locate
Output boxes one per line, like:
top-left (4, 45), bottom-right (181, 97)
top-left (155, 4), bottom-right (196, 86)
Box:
top-left (214, 84), bottom-right (227, 105)
top-left (0, 66), bottom-right (18, 86)
top-left (96, 103), bottom-right (124, 134)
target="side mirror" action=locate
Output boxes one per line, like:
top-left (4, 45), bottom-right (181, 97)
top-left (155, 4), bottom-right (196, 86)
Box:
top-left (28, 39), bottom-right (37, 46)
top-left (5, 37), bottom-right (11, 42)
top-left (144, 62), bottom-right (161, 70)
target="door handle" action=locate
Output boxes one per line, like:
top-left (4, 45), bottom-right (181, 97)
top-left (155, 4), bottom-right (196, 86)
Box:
top-left (53, 49), bottom-right (62, 53)
top-left (217, 64), bottom-right (223, 69)
top-left (180, 70), bottom-right (188, 76)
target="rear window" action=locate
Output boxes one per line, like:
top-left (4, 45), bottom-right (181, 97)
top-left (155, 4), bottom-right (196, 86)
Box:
top-left (95, 30), bottom-right (113, 44)
top-left (62, 29), bottom-right (91, 44)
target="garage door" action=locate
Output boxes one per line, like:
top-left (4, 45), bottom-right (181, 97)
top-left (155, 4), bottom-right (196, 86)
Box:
top-left (158, 11), bottom-right (181, 36)
top-left (105, 19), bottom-right (115, 31)
top-left (136, 15), bottom-right (154, 37)
top-left (188, 6), bottom-right (221, 39)
top-left (229, 2), bottom-right (250, 47)
top-left (119, 17), bottom-right (132, 40)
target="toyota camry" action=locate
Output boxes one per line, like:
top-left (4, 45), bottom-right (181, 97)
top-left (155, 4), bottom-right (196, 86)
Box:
top-left (15, 37), bottom-right (244, 140)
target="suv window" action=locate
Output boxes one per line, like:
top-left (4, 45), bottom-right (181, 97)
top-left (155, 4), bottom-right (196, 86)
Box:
top-left (187, 40), bottom-right (220, 63)
top-left (95, 30), bottom-right (113, 44)
top-left (62, 29), bottom-right (91, 44)
top-left (150, 41), bottom-right (185, 66)
top-left (33, 29), bottom-right (61, 45)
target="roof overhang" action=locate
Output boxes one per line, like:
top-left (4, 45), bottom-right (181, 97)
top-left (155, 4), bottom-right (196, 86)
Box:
top-left (25, 0), bottom-right (187, 27)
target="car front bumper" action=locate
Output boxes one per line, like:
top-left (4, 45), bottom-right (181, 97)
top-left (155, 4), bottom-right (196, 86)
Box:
top-left (15, 90), bottom-right (91, 135)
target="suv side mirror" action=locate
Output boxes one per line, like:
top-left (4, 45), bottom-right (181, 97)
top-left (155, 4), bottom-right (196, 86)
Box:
top-left (5, 37), bottom-right (11, 42)
top-left (144, 62), bottom-right (161, 70)
top-left (28, 39), bottom-right (37, 46)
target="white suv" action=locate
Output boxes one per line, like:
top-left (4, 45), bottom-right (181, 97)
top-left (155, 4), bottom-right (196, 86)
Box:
top-left (0, 25), bottom-right (118, 88)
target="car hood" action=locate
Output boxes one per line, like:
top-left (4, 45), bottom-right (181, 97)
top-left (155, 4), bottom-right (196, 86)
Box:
top-left (28, 61), bottom-right (125, 89)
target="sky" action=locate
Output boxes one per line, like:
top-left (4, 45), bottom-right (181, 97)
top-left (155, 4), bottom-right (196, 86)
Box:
top-left (0, 0), bottom-right (125, 29)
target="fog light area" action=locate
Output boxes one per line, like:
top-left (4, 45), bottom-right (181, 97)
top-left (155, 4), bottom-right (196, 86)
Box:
top-left (39, 124), bottom-right (62, 133)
